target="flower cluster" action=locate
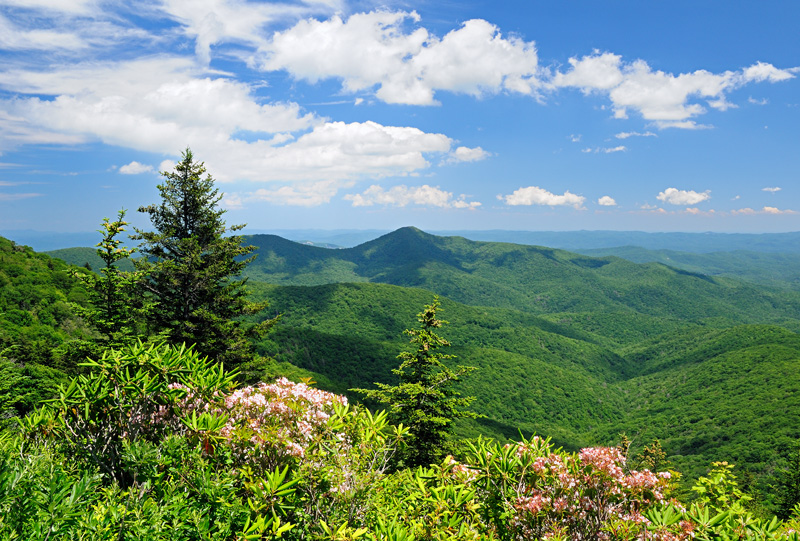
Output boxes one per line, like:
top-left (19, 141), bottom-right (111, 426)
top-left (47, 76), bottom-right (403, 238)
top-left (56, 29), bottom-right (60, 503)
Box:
top-left (182, 377), bottom-right (348, 471)
top-left (460, 437), bottom-right (676, 540)
top-left (514, 445), bottom-right (668, 538)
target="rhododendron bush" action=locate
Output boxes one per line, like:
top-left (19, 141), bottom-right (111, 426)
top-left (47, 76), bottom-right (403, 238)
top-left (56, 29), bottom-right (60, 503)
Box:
top-left (8, 343), bottom-right (800, 540)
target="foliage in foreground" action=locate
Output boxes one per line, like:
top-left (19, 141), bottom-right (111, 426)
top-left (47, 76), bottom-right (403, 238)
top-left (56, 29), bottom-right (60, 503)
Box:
top-left (3, 342), bottom-right (800, 540)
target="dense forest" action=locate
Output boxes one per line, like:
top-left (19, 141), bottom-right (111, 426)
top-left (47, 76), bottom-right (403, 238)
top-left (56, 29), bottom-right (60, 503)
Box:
top-left (2, 151), bottom-right (800, 539)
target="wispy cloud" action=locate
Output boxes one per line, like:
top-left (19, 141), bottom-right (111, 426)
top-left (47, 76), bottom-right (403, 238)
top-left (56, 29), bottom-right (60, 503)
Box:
top-left (615, 131), bottom-right (656, 139)
top-left (582, 145), bottom-right (627, 154)
top-left (732, 206), bottom-right (797, 215)
top-left (762, 186), bottom-right (781, 193)
top-left (0, 191), bottom-right (43, 201)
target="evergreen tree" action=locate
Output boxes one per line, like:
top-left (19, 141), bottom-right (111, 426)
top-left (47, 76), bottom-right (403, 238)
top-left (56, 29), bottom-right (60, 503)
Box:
top-left (75, 209), bottom-right (144, 348)
top-left (133, 149), bottom-right (276, 366)
top-left (355, 297), bottom-right (478, 468)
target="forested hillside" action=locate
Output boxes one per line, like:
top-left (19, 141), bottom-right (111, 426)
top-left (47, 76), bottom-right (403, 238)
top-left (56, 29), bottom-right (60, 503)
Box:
top-left (574, 246), bottom-right (800, 291)
top-left (0, 236), bottom-right (96, 419)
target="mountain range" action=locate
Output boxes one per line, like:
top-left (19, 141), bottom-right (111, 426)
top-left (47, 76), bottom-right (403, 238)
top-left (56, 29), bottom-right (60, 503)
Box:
top-left (8, 227), bottom-right (800, 487)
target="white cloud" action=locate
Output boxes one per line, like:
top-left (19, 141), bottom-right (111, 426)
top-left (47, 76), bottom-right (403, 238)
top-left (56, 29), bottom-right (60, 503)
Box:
top-left (553, 51), bottom-right (624, 91)
top-left (446, 146), bottom-right (491, 163)
top-left (118, 161), bottom-right (154, 175)
top-left (554, 52), bottom-right (796, 128)
top-left (615, 131), bottom-right (656, 139)
top-left (244, 180), bottom-right (353, 207)
top-left (221, 192), bottom-right (244, 210)
top-left (582, 145), bottom-right (627, 154)
top-left (597, 195), bottom-right (617, 206)
top-left (656, 187), bottom-right (711, 205)
top-left (748, 97), bottom-right (769, 105)
top-left (344, 184), bottom-right (481, 209)
top-left (656, 120), bottom-right (712, 130)
top-left (732, 206), bottom-right (797, 215)
top-left (158, 0), bottom-right (338, 64)
top-left (0, 58), bottom-right (470, 183)
top-left (0, 13), bottom-right (87, 51)
top-left (258, 11), bottom-right (541, 105)
top-left (501, 186), bottom-right (585, 208)
top-left (683, 207), bottom-right (715, 216)
top-left (762, 186), bottom-right (781, 193)
top-left (742, 62), bottom-right (796, 83)
top-left (640, 203), bottom-right (659, 210)
top-left (569, 134), bottom-right (581, 142)
top-left (0, 0), bottom-right (96, 15)
top-left (159, 160), bottom-right (176, 173)
top-left (762, 206), bottom-right (797, 215)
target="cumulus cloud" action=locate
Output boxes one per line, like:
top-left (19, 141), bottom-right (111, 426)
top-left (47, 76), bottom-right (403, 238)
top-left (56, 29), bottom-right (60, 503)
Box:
top-left (597, 195), bottom-right (617, 206)
top-left (748, 97), bottom-right (769, 105)
top-left (500, 186), bottom-right (585, 208)
top-left (615, 131), bottom-right (656, 139)
top-left (762, 186), bottom-right (781, 193)
top-left (0, 58), bottom-right (471, 183)
top-left (258, 11), bottom-right (541, 105)
top-left (445, 146), bottom-right (491, 163)
top-left (553, 52), bottom-right (796, 128)
top-left (762, 206), bottom-right (797, 215)
top-left (118, 161), bottom-right (154, 175)
top-left (158, 0), bottom-right (338, 65)
top-left (656, 187), bottom-right (711, 205)
top-left (344, 184), bottom-right (480, 209)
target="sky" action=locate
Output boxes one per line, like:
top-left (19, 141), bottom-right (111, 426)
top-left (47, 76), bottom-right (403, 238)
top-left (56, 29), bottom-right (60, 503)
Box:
top-left (0, 0), bottom-right (798, 234)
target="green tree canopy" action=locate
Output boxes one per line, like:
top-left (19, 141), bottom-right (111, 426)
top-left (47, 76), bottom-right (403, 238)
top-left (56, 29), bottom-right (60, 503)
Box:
top-left (134, 148), bottom-right (276, 366)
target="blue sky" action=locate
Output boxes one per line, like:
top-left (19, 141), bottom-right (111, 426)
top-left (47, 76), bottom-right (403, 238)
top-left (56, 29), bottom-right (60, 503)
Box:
top-left (0, 0), bottom-right (798, 234)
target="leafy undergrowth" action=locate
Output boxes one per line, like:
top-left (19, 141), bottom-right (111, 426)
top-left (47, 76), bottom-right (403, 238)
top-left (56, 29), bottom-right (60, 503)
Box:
top-left (3, 343), bottom-right (800, 540)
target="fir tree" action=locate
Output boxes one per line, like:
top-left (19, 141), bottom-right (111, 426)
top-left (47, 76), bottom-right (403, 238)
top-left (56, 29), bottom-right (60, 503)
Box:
top-left (355, 297), bottom-right (478, 467)
top-left (76, 209), bottom-right (143, 348)
top-left (133, 148), bottom-right (276, 366)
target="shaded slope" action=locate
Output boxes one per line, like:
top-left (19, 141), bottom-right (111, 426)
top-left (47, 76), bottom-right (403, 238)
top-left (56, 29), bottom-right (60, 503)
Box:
top-left (248, 281), bottom-right (631, 447)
